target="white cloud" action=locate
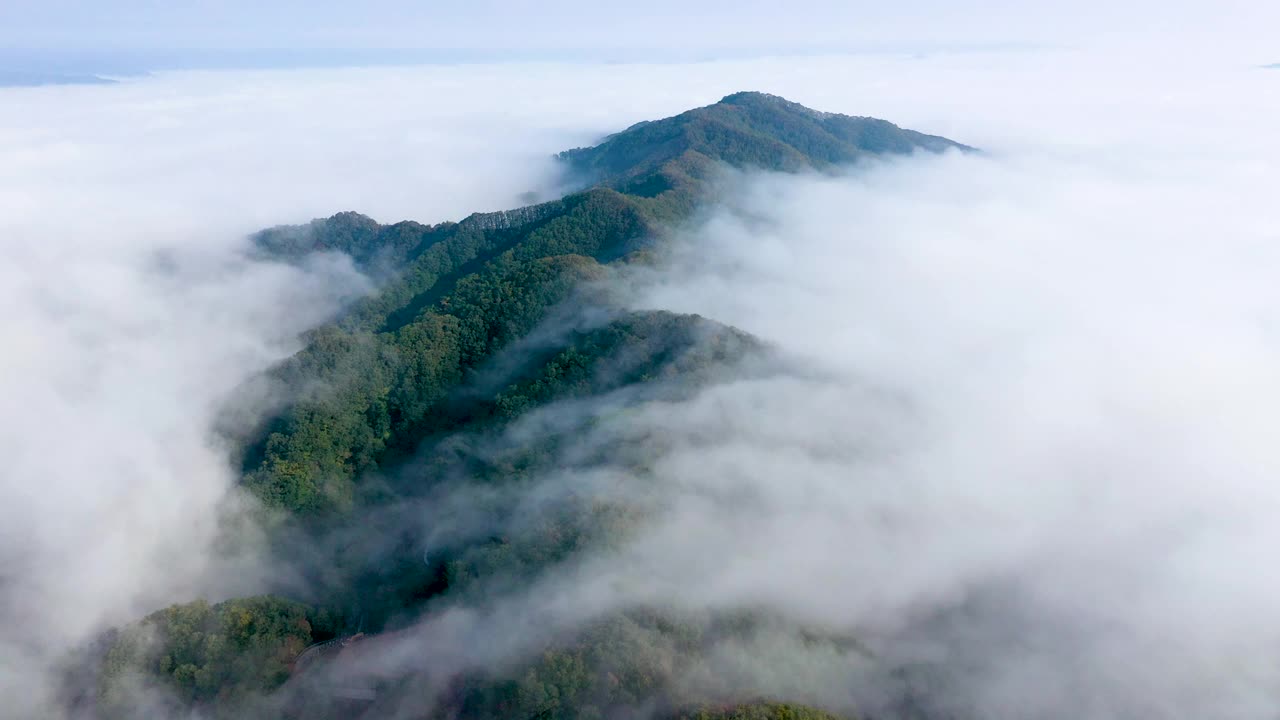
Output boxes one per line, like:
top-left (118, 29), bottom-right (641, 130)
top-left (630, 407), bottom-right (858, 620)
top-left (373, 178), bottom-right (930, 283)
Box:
top-left (300, 52), bottom-right (1280, 719)
top-left (533, 58), bottom-right (1280, 717)
top-left (605, 147), bottom-right (1280, 717)
top-left (0, 48), bottom-right (1277, 717)
top-left (0, 65), bottom-right (594, 716)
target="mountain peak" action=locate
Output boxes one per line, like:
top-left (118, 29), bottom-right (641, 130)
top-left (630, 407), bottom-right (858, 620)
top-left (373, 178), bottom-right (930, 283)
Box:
top-left (717, 90), bottom-right (823, 113)
top-left (717, 90), bottom-right (785, 104)
top-left (558, 91), bottom-right (968, 192)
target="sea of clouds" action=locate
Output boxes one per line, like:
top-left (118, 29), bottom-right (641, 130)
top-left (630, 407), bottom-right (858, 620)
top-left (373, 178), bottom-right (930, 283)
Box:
top-left (1, 47), bottom-right (1277, 718)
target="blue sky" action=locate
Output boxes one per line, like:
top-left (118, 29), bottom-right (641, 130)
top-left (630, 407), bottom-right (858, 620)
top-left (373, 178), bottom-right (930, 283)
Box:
top-left (1, 0), bottom-right (1273, 57)
top-left (1, 0), bottom-right (1022, 50)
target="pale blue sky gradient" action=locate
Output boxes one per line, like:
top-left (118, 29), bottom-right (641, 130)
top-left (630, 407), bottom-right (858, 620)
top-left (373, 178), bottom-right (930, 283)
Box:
top-left (1, 0), bottom-right (1274, 57)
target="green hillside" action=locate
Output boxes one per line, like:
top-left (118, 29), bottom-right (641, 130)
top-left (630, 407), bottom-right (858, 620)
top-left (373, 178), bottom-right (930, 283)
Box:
top-left (559, 91), bottom-right (966, 191)
top-left (94, 93), bottom-right (965, 719)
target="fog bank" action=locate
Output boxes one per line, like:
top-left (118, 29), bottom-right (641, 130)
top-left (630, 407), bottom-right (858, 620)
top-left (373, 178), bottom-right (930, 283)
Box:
top-left (1, 48), bottom-right (1276, 717)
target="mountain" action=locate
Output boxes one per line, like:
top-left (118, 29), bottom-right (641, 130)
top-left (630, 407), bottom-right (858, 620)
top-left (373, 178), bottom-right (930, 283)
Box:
top-left (94, 93), bottom-right (966, 719)
top-left (252, 91), bottom-right (968, 279)
top-left (0, 70), bottom-right (118, 87)
top-left (237, 92), bottom-right (965, 519)
top-left (559, 90), bottom-right (967, 193)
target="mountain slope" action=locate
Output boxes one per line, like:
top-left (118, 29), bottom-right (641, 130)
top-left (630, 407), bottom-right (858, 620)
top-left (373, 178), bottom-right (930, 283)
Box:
top-left (558, 91), bottom-right (968, 192)
top-left (253, 91), bottom-right (967, 280)
top-left (234, 92), bottom-right (966, 521)
top-left (95, 93), bottom-right (966, 719)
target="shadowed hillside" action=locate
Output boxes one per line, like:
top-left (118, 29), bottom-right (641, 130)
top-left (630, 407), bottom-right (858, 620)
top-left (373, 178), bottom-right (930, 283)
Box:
top-left (92, 93), bottom-right (967, 720)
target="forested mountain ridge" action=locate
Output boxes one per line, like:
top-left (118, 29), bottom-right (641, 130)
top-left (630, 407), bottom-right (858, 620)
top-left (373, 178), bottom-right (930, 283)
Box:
top-left (92, 93), bottom-right (967, 719)
top-left (252, 91), bottom-right (967, 279)
top-left (233, 92), bottom-right (964, 521)
top-left (558, 91), bottom-right (967, 191)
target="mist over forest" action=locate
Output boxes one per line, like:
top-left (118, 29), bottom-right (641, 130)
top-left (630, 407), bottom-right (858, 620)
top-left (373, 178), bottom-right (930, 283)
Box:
top-left (2, 21), bottom-right (1279, 720)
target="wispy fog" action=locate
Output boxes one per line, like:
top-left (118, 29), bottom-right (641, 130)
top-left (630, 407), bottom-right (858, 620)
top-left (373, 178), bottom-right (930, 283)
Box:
top-left (616, 146), bottom-right (1280, 717)
top-left (1, 49), bottom-right (1277, 718)
top-left (312, 54), bottom-right (1280, 719)
top-left (0, 64), bottom-right (601, 714)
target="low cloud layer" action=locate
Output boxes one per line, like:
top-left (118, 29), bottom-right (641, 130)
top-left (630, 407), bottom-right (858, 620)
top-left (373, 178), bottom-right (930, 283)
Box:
top-left (0, 65), bottom-right (606, 714)
top-left (619, 147), bottom-right (1280, 716)
top-left (300, 55), bottom-right (1280, 718)
top-left (1, 48), bottom-right (1277, 718)
top-left (347, 134), bottom-right (1280, 718)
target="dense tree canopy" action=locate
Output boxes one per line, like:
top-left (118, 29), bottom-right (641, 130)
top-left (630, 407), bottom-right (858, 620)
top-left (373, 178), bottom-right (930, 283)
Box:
top-left (95, 92), bottom-right (965, 718)
top-left (672, 703), bottom-right (848, 720)
top-left (98, 596), bottom-right (335, 717)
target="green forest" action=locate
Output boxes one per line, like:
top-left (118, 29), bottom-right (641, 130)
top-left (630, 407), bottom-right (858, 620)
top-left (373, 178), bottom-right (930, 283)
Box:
top-left (90, 92), bottom-right (966, 719)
